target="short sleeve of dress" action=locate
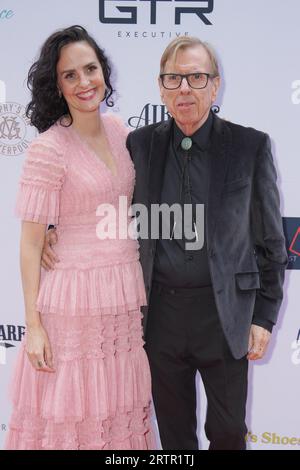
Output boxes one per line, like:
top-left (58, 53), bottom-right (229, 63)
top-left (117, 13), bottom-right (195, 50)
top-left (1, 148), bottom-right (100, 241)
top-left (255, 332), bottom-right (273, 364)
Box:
top-left (15, 129), bottom-right (66, 225)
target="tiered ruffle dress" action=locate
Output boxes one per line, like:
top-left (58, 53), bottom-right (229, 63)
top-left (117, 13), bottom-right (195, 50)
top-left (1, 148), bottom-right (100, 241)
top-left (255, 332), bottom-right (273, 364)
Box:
top-left (5, 114), bottom-right (155, 450)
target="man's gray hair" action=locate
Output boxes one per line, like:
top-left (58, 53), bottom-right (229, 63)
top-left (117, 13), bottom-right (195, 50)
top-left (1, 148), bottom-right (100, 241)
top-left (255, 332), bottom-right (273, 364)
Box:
top-left (160, 36), bottom-right (219, 77)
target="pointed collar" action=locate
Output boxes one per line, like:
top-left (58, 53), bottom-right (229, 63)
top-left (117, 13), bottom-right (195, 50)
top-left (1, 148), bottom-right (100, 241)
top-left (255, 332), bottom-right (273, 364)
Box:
top-left (173, 111), bottom-right (213, 151)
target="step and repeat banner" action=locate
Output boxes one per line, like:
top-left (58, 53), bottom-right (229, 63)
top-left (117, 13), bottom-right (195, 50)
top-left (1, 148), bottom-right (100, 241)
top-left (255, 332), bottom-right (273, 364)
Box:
top-left (0, 0), bottom-right (299, 450)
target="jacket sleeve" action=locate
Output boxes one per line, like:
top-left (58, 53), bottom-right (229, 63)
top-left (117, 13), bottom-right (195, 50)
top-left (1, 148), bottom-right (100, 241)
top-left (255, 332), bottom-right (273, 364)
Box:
top-left (251, 133), bottom-right (288, 329)
top-left (126, 132), bottom-right (133, 159)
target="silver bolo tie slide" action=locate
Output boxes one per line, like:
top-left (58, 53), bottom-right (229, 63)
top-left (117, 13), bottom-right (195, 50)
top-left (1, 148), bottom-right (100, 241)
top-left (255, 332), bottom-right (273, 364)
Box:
top-left (180, 137), bottom-right (193, 151)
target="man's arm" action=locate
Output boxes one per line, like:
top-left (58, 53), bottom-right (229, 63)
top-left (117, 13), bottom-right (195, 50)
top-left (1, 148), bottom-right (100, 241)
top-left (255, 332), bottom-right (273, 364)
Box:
top-left (251, 133), bottom-right (288, 326)
top-left (248, 133), bottom-right (287, 359)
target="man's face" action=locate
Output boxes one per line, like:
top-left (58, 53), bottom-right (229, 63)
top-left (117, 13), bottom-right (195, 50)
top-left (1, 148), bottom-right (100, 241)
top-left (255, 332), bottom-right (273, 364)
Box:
top-left (159, 45), bottom-right (220, 135)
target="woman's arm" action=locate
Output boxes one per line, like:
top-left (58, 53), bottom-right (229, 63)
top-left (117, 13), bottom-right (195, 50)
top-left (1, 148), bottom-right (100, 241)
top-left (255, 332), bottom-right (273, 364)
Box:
top-left (20, 221), bottom-right (55, 372)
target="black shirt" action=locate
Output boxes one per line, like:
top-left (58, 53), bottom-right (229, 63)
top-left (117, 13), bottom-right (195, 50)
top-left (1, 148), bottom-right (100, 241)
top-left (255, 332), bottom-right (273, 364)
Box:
top-left (153, 112), bottom-right (213, 287)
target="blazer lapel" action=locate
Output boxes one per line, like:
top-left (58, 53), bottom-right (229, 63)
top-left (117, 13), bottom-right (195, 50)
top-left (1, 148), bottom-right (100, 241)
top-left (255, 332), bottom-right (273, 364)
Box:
top-left (206, 115), bottom-right (232, 246)
top-left (148, 118), bottom-right (173, 205)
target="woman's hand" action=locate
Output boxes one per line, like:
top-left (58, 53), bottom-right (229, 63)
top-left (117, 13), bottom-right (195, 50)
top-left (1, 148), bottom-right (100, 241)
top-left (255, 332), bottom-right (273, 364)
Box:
top-left (25, 323), bottom-right (55, 372)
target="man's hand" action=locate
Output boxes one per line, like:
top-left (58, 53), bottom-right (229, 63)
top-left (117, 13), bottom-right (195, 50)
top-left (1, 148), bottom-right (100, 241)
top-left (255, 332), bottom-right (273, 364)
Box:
top-left (247, 324), bottom-right (271, 360)
top-left (41, 228), bottom-right (59, 270)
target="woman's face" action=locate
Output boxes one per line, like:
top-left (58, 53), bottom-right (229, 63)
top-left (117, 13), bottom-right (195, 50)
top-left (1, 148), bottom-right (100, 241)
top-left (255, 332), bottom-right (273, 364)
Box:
top-left (56, 41), bottom-right (106, 117)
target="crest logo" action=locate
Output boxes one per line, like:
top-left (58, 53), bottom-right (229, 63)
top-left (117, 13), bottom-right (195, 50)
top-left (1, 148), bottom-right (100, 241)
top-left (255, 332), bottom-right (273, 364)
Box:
top-left (0, 102), bottom-right (35, 156)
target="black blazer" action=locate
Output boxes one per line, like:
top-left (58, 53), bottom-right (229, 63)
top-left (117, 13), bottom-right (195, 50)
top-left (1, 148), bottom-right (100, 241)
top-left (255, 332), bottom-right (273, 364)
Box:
top-left (126, 114), bottom-right (287, 359)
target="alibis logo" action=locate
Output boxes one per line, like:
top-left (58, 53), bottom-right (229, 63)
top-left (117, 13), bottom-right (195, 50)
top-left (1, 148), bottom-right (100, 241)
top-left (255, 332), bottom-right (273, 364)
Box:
top-left (128, 103), bottom-right (219, 128)
top-left (99, 0), bottom-right (214, 25)
top-left (0, 324), bottom-right (25, 365)
top-left (282, 217), bottom-right (300, 269)
top-left (128, 103), bottom-right (171, 128)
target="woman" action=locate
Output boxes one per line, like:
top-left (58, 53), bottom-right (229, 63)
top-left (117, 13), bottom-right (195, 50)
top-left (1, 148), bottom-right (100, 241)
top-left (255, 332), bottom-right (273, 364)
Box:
top-left (5, 25), bottom-right (154, 450)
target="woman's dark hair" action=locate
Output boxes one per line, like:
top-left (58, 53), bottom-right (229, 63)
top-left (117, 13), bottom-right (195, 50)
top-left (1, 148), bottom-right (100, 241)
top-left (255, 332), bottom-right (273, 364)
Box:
top-left (26, 25), bottom-right (114, 133)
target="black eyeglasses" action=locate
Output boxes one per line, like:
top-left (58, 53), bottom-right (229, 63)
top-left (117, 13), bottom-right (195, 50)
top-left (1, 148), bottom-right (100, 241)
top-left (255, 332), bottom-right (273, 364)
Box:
top-left (160, 72), bottom-right (214, 90)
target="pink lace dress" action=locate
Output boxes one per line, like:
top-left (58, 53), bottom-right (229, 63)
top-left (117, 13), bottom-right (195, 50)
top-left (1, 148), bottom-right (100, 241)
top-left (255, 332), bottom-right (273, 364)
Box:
top-left (5, 114), bottom-right (155, 450)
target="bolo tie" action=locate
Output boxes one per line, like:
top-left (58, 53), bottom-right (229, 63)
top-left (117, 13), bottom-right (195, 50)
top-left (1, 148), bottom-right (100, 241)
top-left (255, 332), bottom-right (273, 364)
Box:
top-left (170, 137), bottom-right (199, 243)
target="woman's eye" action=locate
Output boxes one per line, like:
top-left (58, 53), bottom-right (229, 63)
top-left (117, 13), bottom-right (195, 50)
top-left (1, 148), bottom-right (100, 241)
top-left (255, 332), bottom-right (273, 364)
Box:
top-left (65, 73), bottom-right (75, 80)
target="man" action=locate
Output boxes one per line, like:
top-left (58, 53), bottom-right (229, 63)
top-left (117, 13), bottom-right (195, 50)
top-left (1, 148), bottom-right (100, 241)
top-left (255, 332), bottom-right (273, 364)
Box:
top-left (42, 37), bottom-right (287, 450)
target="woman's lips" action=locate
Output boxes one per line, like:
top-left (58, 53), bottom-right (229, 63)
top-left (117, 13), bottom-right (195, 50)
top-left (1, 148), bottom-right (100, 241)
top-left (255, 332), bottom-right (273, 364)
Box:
top-left (76, 89), bottom-right (97, 101)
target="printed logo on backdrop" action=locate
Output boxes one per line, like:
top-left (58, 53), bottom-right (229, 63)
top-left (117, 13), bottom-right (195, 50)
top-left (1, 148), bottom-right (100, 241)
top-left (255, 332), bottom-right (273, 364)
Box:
top-left (99, 0), bottom-right (214, 38)
top-left (291, 80), bottom-right (300, 105)
top-left (128, 103), bottom-right (219, 128)
top-left (282, 217), bottom-right (300, 269)
top-left (246, 431), bottom-right (300, 447)
top-left (0, 102), bottom-right (36, 156)
top-left (291, 329), bottom-right (300, 366)
top-left (128, 103), bottom-right (170, 128)
top-left (0, 9), bottom-right (14, 20)
top-left (0, 324), bottom-right (25, 365)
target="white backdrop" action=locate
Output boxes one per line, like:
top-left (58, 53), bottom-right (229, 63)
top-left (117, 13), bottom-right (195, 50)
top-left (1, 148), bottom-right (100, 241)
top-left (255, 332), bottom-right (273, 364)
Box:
top-left (1, 0), bottom-right (299, 450)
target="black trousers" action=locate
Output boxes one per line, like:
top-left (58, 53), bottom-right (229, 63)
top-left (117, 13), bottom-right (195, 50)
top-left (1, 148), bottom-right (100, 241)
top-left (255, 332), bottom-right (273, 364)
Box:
top-left (145, 282), bottom-right (248, 450)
